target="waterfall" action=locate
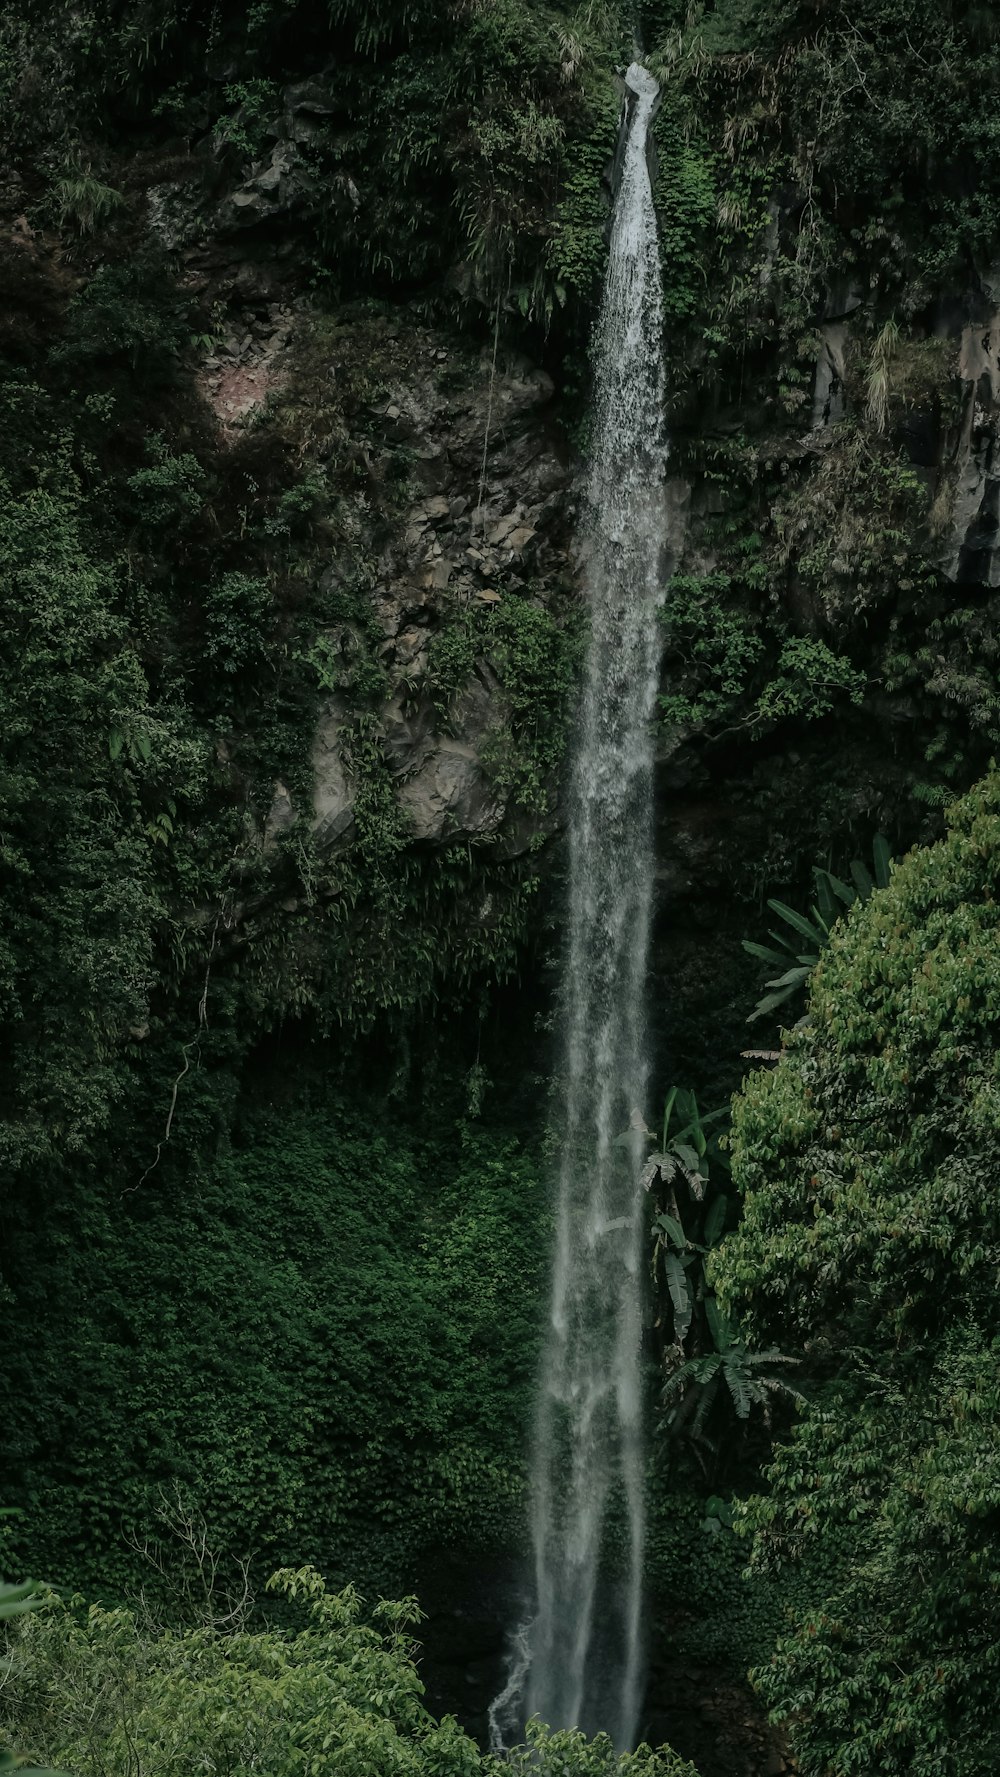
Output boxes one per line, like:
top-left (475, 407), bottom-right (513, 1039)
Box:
top-left (494, 60), bottom-right (667, 1753)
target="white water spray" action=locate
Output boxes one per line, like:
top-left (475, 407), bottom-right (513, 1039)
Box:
top-left (493, 61), bottom-right (667, 1752)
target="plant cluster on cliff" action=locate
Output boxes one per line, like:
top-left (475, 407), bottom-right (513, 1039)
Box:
top-left (645, 0), bottom-right (1000, 871)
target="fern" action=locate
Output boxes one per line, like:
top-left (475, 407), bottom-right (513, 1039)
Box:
top-left (54, 171), bottom-right (125, 236)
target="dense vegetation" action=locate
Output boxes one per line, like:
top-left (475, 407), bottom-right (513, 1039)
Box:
top-left (4, 0), bottom-right (1000, 1773)
top-left (2, 1568), bottom-right (698, 1777)
top-left (712, 773), bottom-right (1000, 1775)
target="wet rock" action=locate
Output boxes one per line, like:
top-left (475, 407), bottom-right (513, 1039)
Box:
top-left (398, 739), bottom-right (504, 842)
top-left (220, 140), bottom-right (316, 230)
top-left (811, 322), bottom-right (847, 429)
top-left (264, 780), bottom-right (295, 848)
top-left (507, 525), bottom-right (536, 556)
top-left (381, 695), bottom-right (436, 777)
top-left (942, 270), bottom-right (1000, 585)
top-left (311, 699), bottom-right (356, 847)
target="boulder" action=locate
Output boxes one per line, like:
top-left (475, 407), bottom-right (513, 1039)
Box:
top-left (398, 740), bottom-right (504, 842)
top-left (311, 699), bottom-right (356, 847)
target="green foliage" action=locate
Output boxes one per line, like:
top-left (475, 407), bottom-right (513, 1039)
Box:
top-left (126, 435), bottom-right (206, 532)
top-left (714, 769), bottom-right (1000, 1772)
top-left (503, 1719), bottom-right (699, 1777)
top-left (753, 636), bottom-right (865, 724)
top-left (654, 139), bottom-right (717, 323)
top-left (657, 574), bottom-right (763, 731)
top-left (0, 0), bottom-right (628, 341)
top-left (216, 78), bottom-right (280, 161)
top-left (431, 593), bottom-right (583, 814)
top-left (0, 467), bottom-right (165, 1168)
top-left (658, 574), bottom-right (864, 740)
top-left (4, 1568), bottom-right (479, 1777)
top-left (1, 1566), bottom-right (699, 1777)
top-left (743, 1331), bottom-right (1000, 1777)
top-left (52, 167), bottom-right (125, 235)
top-left (742, 833), bottom-right (892, 1023)
top-left (662, 1342), bottom-right (801, 1451)
top-left (644, 1086), bottom-right (733, 1352)
top-left (2, 1104), bottom-right (545, 1598)
top-left (54, 257), bottom-right (190, 381)
top-left (202, 571), bottom-right (273, 673)
top-left (644, 1088), bottom-right (800, 1485)
top-left (0, 1580), bottom-right (61, 1772)
top-left (644, 1481), bottom-right (785, 1677)
top-left (547, 90), bottom-right (620, 314)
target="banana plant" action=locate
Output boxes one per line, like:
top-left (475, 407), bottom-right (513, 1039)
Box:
top-left (637, 1092), bottom-right (803, 1479)
top-left (744, 833), bottom-right (892, 1024)
top-left (662, 1336), bottom-right (803, 1452)
top-left (636, 1088), bottom-right (732, 1350)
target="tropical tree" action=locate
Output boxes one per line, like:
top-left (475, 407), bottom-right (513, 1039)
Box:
top-left (714, 771), bottom-right (1000, 1775)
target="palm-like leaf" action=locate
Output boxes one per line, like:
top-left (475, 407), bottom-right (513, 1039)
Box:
top-left (744, 836), bottom-right (894, 1025)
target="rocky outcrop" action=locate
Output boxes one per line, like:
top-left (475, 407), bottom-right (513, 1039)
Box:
top-left (138, 97), bottom-right (579, 861)
top-left (306, 332), bottom-right (575, 851)
top-left (804, 263), bottom-right (1000, 585)
top-left (311, 698), bottom-right (356, 848)
top-left (229, 319), bottom-right (578, 857)
top-left (941, 267), bottom-right (1000, 585)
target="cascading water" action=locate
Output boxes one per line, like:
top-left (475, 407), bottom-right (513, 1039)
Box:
top-left (491, 60), bottom-right (667, 1754)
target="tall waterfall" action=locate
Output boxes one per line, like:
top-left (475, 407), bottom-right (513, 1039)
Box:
top-left (519, 59), bottom-right (667, 1750)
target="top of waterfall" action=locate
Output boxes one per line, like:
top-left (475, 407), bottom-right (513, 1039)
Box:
top-left (624, 61), bottom-right (658, 102)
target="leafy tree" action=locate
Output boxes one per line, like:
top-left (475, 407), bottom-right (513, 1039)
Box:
top-left (713, 770), bottom-right (1000, 1774)
top-left (0, 1579), bottom-right (58, 1775)
top-left (0, 1567), bottom-right (699, 1777)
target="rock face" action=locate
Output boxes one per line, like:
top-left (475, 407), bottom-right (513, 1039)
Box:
top-left (803, 262), bottom-right (1000, 586)
top-left (943, 266), bottom-right (1000, 585)
top-left (398, 738), bottom-right (503, 842)
top-left (281, 329), bottom-right (573, 854)
top-left (311, 699), bottom-right (356, 848)
top-left (353, 346), bottom-right (571, 846)
top-left (139, 81), bottom-right (579, 868)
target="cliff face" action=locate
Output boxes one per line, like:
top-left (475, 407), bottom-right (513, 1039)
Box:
top-left (4, 3), bottom-right (999, 1118)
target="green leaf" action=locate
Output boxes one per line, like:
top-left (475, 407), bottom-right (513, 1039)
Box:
top-left (705, 1293), bottom-right (732, 1353)
top-left (655, 1213), bottom-right (686, 1249)
top-left (660, 1085), bottom-right (678, 1148)
top-left (0, 1581), bottom-right (40, 1620)
top-left (767, 898), bottom-right (825, 945)
top-left (664, 1252), bottom-right (692, 1342)
top-left (873, 831), bottom-right (892, 889)
top-left (823, 870), bottom-right (858, 908)
top-left (673, 1141), bottom-right (701, 1177)
top-left (850, 858), bottom-right (874, 900)
top-left (723, 1356), bottom-right (752, 1418)
top-left (763, 964), bottom-right (813, 990)
top-left (747, 985), bottom-right (799, 1022)
top-left (703, 1194), bottom-right (727, 1247)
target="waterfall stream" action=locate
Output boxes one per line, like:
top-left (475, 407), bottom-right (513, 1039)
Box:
top-left (491, 61), bottom-right (667, 1753)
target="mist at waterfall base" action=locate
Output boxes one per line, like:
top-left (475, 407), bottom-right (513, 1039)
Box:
top-left (489, 62), bottom-right (667, 1755)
